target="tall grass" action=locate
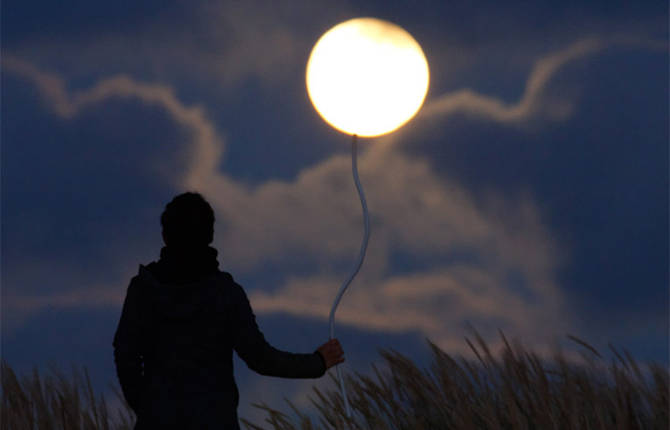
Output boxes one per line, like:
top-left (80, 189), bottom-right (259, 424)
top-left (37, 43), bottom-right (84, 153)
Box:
top-left (2, 330), bottom-right (667, 429)
top-left (242, 331), bottom-right (669, 430)
top-left (0, 361), bottom-right (134, 430)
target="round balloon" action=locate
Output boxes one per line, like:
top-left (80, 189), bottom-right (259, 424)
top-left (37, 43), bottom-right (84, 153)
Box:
top-left (306, 18), bottom-right (430, 137)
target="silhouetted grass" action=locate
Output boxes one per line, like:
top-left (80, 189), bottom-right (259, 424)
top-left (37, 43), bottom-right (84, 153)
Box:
top-left (242, 330), bottom-right (669, 430)
top-left (2, 330), bottom-right (667, 429)
top-left (0, 361), bottom-right (134, 430)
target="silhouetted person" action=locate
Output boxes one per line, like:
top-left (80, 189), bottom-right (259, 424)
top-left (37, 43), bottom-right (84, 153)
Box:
top-left (113, 192), bottom-right (344, 429)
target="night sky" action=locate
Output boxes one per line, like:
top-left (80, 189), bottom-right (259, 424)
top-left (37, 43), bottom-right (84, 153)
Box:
top-left (2, 0), bottom-right (668, 424)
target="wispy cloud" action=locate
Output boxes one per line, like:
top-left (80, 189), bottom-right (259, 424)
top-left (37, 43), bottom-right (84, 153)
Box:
top-left (421, 36), bottom-right (667, 124)
top-left (6, 0), bottom-right (348, 89)
top-left (2, 56), bottom-right (224, 191)
top-left (422, 38), bottom-right (604, 123)
top-left (2, 283), bottom-right (124, 335)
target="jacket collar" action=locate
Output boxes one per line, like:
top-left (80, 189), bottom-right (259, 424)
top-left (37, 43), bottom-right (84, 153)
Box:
top-left (150, 245), bottom-right (220, 285)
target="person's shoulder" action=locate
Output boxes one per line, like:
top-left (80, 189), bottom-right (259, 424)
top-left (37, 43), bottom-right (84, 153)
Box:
top-left (125, 264), bottom-right (151, 285)
top-left (133, 264), bottom-right (158, 285)
top-left (120, 265), bottom-right (155, 300)
top-left (214, 270), bottom-right (245, 294)
top-left (207, 271), bottom-right (248, 313)
top-left (216, 270), bottom-right (235, 284)
top-left (213, 270), bottom-right (249, 298)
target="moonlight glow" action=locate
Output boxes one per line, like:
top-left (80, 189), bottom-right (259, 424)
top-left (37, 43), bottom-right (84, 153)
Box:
top-left (306, 18), bottom-right (430, 137)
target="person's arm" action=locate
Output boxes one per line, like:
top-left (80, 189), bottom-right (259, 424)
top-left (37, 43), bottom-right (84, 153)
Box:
top-left (230, 282), bottom-right (328, 378)
top-left (112, 276), bottom-right (145, 413)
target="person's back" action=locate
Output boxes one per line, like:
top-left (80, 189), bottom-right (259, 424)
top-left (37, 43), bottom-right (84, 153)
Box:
top-left (113, 192), bottom-right (344, 429)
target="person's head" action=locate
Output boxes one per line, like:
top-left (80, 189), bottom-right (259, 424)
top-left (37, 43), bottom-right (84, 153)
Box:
top-left (160, 192), bottom-right (215, 248)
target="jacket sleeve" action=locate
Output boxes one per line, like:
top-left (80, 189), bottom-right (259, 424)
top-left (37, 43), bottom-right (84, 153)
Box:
top-left (112, 276), bottom-right (145, 413)
top-left (230, 282), bottom-right (326, 378)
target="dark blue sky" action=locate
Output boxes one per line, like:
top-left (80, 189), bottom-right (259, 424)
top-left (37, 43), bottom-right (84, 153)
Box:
top-left (2, 0), bottom-right (668, 423)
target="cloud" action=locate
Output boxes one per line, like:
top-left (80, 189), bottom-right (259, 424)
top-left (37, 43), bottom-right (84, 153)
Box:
top-left (4, 35), bottom-right (658, 352)
top-left (2, 282), bottom-right (124, 335)
top-left (6, 284), bottom-right (122, 315)
top-left (421, 38), bottom-right (603, 123)
top-left (5, 0), bottom-right (351, 90)
top-left (2, 56), bottom-right (224, 191)
top-left (418, 36), bottom-right (668, 125)
top-left (242, 149), bottom-right (568, 353)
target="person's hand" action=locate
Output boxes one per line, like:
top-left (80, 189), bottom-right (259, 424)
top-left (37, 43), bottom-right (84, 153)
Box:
top-left (317, 339), bottom-right (345, 370)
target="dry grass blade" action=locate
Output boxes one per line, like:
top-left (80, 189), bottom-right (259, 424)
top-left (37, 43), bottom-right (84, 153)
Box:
top-left (1, 361), bottom-right (136, 430)
top-left (567, 334), bottom-right (603, 359)
top-left (248, 329), bottom-right (669, 430)
top-left (2, 328), bottom-right (668, 430)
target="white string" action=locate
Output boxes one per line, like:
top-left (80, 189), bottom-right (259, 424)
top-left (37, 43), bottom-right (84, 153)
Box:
top-left (328, 134), bottom-right (370, 420)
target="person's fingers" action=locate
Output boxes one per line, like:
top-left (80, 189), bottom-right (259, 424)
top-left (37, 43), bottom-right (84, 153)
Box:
top-left (323, 343), bottom-right (342, 355)
top-left (319, 339), bottom-right (345, 369)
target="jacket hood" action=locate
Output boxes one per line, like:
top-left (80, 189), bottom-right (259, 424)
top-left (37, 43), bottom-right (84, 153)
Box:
top-left (137, 264), bottom-right (225, 321)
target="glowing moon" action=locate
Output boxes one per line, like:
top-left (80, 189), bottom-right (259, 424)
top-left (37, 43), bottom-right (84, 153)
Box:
top-left (306, 18), bottom-right (429, 138)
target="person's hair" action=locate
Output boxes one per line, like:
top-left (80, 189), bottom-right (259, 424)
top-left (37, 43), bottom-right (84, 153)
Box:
top-left (160, 192), bottom-right (215, 248)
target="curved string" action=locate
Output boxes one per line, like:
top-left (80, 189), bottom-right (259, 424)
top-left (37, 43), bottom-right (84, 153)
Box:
top-left (328, 134), bottom-right (370, 420)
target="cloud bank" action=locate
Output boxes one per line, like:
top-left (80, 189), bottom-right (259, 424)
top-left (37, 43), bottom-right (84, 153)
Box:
top-left (5, 35), bottom-right (656, 353)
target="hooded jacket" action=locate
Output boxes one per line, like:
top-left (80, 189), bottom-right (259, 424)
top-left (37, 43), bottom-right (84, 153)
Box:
top-left (112, 246), bottom-right (326, 429)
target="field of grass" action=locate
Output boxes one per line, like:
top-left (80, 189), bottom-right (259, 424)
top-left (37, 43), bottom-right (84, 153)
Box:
top-left (2, 330), bottom-right (667, 429)
top-left (1, 360), bottom-right (134, 430)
